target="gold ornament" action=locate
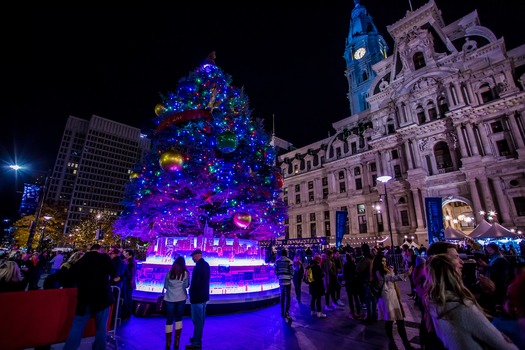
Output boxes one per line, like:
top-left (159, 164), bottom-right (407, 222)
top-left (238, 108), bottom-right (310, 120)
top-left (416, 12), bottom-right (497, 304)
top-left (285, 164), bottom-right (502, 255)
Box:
top-left (129, 171), bottom-right (141, 181)
top-left (154, 104), bottom-right (168, 117)
top-left (159, 150), bottom-right (184, 171)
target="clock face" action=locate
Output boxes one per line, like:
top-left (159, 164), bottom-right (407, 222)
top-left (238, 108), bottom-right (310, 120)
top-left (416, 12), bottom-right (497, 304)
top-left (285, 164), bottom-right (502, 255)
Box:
top-left (353, 47), bottom-right (366, 60)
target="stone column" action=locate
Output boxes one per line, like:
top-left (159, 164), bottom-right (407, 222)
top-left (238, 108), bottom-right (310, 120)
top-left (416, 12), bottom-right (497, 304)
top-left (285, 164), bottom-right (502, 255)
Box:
top-left (476, 123), bottom-right (493, 156)
top-left (404, 141), bottom-right (414, 170)
top-left (412, 141), bottom-right (423, 168)
top-left (411, 188), bottom-right (426, 229)
top-left (381, 151), bottom-right (389, 176)
top-left (465, 123), bottom-right (480, 156)
top-left (455, 125), bottom-right (469, 157)
top-left (478, 177), bottom-right (495, 214)
top-left (491, 177), bottom-right (511, 224)
top-left (465, 83), bottom-right (476, 105)
top-left (408, 188), bottom-right (417, 228)
top-left (507, 113), bottom-right (525, 149)
top-left (467, 180), bottom-right (483, 223)
top-left (375, 152), bottom-right (383, 175)
top-left (453, 82), bottom-right (465, 105)
top-left (445, 84), bottom-right (455, 107)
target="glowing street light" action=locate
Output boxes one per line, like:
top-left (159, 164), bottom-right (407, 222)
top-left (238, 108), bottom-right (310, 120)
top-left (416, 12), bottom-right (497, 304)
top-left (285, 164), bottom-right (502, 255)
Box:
top-left (377, 175), bottom-right (394, 253)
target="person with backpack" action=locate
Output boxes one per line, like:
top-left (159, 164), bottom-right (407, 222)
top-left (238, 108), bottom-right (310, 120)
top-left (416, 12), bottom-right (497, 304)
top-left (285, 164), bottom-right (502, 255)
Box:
top-left (308, 256), bottom-right (327, 318)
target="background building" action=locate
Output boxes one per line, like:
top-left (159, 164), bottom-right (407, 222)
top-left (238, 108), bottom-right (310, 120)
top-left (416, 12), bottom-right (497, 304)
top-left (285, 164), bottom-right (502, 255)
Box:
top-left (278, 0), bottom-right (525, 247)
top-left (46, 115), bottom-right (150, 234)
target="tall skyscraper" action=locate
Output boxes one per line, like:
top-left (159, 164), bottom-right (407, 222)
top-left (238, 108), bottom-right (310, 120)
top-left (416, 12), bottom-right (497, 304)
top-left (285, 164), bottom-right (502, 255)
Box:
top-left (46, 115), bottom-right (150, 234)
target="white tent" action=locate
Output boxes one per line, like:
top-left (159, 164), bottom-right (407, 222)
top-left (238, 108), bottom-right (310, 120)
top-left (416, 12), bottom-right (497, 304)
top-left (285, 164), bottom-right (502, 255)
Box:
top-left (475, 222), bottom-right (517, 239)
top-left (468, 219), bottom-right (492, 238)
top-left (444, 226), bottom-right (470, 240)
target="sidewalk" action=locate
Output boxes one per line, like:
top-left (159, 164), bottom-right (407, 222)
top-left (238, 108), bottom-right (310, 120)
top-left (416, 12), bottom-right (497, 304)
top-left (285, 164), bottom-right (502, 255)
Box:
top-left (41, 279), bottom-right (421, 350)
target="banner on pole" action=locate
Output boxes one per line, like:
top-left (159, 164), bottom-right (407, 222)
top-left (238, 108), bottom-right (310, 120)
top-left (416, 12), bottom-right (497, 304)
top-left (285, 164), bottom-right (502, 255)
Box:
top-left (425, 197), bottom-right (445, 244)
top-left (335, 211), bottom-right (348, 248)
top-left (18, 183), bottom-right (41, 216)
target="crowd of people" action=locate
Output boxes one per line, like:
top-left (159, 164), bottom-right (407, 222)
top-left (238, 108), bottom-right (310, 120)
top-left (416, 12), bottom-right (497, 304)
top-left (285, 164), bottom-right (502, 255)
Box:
top-left (1, 238), bottom-right (524, 349)
top-left (276, 239), bottom-right (525, 350)
top-left (0, 245), bottom-right (139, 349)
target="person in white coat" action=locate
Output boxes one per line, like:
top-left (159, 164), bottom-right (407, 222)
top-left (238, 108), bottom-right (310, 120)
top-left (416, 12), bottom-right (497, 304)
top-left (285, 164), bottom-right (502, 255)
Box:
top-left (372, 253), bottom-right (414, 350)
top-left (424, 253), bottom-right (518, 350)
top-left (162, 255), bottom-right (190, 350)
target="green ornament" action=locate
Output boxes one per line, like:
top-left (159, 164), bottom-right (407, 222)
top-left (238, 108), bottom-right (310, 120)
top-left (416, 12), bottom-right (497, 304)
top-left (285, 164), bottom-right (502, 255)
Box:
top-left (217, 130), bottom-right (238, 153)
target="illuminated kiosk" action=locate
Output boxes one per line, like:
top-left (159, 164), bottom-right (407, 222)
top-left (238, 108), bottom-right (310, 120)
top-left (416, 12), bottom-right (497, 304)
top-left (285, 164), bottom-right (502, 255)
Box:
top-left (133, 236), bottom-right (280, 315)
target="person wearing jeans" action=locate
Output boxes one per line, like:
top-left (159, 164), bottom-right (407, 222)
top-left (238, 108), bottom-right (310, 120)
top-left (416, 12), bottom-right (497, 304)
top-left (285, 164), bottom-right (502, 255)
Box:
top-left (64, 305), bottom-right (110, 350)
top-left (63, 243), bottom-right (114, 350)
top-left (163, 256), bottom-right (189, 350)
top-left (185, 249), bottom-right (210, 350)
top-left (275, 249), bottom-right (294, 320)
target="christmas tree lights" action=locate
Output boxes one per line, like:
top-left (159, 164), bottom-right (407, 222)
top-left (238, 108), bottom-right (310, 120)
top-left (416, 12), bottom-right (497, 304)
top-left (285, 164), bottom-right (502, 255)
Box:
top-left (114, 54), bottom-right (287, 242)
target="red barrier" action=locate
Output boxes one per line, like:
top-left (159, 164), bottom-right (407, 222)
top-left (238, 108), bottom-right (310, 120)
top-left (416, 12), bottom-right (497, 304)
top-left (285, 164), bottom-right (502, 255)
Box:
top-left (0, 288), bottom-right (112, 350)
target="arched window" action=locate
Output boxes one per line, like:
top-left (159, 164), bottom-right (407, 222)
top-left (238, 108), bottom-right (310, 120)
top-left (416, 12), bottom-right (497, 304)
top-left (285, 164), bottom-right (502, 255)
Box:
top-left (427, 101), bottom-right (438, 120)
top-left (362, 70), bottom-right (368, 82)
top-left (313, 155), bottom-right (319, 167)
top-left (413, 52), bottom-right (426, 70)
top-left (438, 96), bottom-right (449, 116)
top-left (387, 118), bottom-right (395, 134)
top-left (479, 83), bottom-right (494, 103)
top-left (416, 105), bottom-right (426, 124)
top-left (434, 141), bottom-right (453, 171)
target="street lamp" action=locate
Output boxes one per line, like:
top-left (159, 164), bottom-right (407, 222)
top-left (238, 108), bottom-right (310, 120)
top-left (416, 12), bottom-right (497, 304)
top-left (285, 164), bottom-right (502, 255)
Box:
top-left (9, 164), bottom-right (52, 252)
top-left (96, 213), bottom-right (103, 241)
top-left (377, 175), bottom-right (394, 254)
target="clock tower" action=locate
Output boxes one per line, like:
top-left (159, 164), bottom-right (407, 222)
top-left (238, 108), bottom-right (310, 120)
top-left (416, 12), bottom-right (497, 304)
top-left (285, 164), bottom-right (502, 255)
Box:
top-left (344, 0), bottom-right (388, 115)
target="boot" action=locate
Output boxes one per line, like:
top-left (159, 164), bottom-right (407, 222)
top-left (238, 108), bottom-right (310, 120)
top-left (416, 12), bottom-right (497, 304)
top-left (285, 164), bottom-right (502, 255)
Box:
top-left (165, 324), bottom-right (173, 350)
top-left (174, 321), bottom-right (183, 349)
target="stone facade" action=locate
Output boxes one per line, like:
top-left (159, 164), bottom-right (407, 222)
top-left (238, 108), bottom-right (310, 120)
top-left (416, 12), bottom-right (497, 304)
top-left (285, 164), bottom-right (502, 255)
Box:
top-left (277, 0), bottom-right (525, 247)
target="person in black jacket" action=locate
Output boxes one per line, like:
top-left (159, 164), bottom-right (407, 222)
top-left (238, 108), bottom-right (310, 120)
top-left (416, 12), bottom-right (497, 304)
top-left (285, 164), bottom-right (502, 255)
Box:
top-left (308, 256), bottom-right (327, 318)
top-left (63, 244), bottom-right (115, 350)
top-left (185, 249), bottom-right (210, 350)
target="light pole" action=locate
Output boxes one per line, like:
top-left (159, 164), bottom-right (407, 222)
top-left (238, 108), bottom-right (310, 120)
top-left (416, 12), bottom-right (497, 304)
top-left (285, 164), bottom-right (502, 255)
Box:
top-left (96, 213), bottom-right (103, 241)
top-left (39, 215), bottom-right (53, 250)
top-left (9, 164), bottom-right (51, 252)
top-left (377, 175), bottom-right (394, 254)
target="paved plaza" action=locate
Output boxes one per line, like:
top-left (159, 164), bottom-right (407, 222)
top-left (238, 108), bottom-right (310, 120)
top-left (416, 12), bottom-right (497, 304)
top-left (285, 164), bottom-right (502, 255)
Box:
top-left (38, 279), bottom-right (421, 350)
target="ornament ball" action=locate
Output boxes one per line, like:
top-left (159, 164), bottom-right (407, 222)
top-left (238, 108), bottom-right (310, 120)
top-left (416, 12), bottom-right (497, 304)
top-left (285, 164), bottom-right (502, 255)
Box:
top-left (159, 150), bottom-right (184, 171)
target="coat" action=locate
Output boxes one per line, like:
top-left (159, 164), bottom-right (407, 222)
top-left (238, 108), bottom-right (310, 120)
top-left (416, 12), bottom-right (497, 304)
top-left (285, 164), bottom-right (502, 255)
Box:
top-left (189, 258), bottom-right (210, 304)
top-left (69, 251), bottom-right (115, 315)
top-left (428, 295), bottom-right (519, 350)
top-left (376, 268), bottom-right (405, 321)
top-left (308, 261), bottom-right (325, 297)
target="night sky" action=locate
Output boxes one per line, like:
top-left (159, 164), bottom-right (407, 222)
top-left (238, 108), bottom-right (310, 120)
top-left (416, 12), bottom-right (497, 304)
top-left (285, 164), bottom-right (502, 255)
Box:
top-left (2, 1), bottom-right (524, 219)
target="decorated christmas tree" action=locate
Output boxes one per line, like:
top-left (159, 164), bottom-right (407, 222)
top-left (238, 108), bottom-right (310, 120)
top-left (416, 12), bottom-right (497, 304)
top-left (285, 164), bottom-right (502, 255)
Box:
top-left (114, 53), bottom-right (287, 242)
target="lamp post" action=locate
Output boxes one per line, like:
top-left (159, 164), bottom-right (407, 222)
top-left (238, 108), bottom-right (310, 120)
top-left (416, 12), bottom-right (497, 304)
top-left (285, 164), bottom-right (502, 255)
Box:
top-left (39, 215), bottom-right (53, 250)
top-left (9, 164), bottom-right (51, 253)
top-left (377, 175), bottom-right (394, 254)
top-left (96, 213), bottom-right (103, 241)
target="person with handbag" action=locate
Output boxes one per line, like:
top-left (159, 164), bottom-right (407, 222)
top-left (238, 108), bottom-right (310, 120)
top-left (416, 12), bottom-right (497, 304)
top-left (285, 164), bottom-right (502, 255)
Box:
top-left (372, 252), bottom-right (414, 350)
top-left (162, 255), bottom-right (190, 350)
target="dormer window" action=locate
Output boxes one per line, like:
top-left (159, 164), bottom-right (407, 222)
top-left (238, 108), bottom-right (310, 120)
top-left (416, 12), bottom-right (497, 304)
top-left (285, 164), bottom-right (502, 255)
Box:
top-left (413, 52), bottom-right (426, 70)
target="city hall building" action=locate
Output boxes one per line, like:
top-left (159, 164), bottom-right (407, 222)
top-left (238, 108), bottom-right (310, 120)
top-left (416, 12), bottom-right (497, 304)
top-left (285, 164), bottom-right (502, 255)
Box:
top-left (277, 0), bottom-right (525, 247)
